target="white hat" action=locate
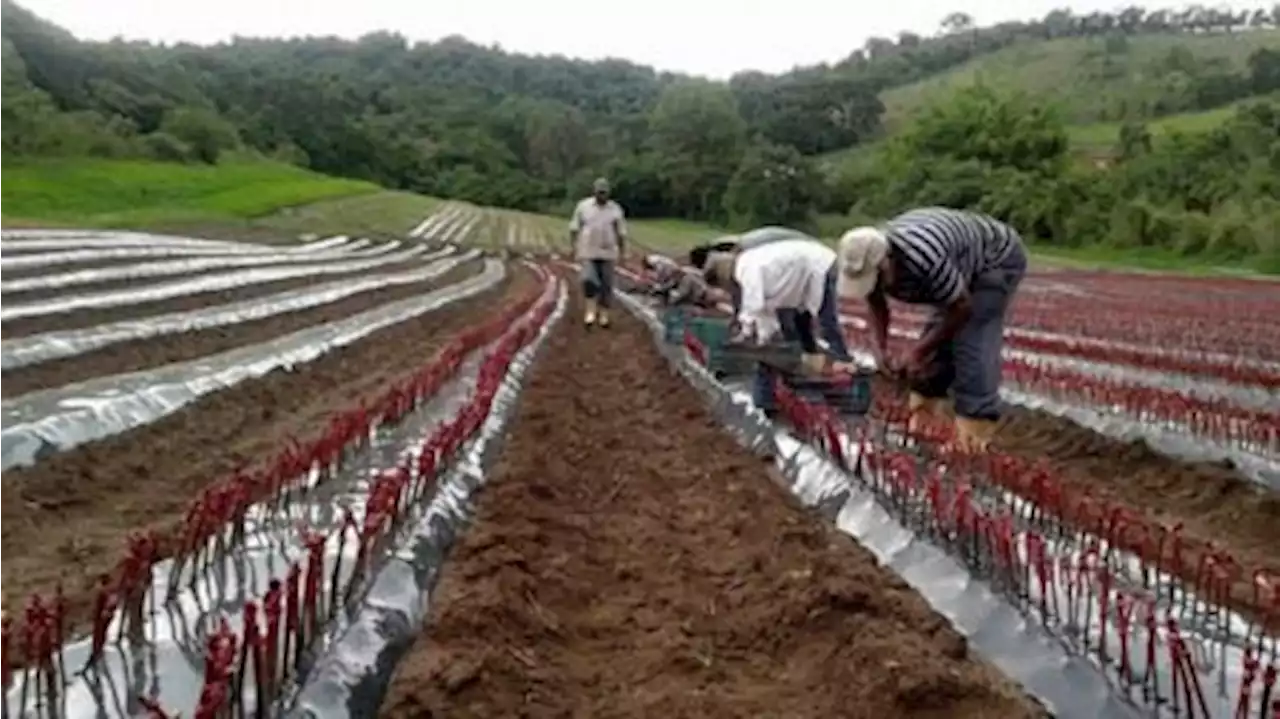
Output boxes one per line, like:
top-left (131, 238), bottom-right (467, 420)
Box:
top-left (836, 226), bottom-right (889, 299)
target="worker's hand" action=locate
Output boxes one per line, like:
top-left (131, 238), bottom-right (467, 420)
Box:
top-left (905, 346), bottom-right (936, 380)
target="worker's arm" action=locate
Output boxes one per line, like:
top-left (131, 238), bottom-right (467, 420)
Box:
top-left (913, 261), bottom-right (972, 363)
top-left (567, 202), bottom-right (583, 251)
top-left (613, 208), bottom-right (628, 261)
top-left (734, 256), bottom-right (770, 340)
top-left (867, 287), bottom-right (892, 364)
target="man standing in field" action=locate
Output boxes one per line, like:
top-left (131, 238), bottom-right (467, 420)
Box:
top-left (701, 236), bottom-right (855, 416)
top-left (835, 207), bottom-right (1027, 452)
top-left (569, 177), bottom-right (628, 328)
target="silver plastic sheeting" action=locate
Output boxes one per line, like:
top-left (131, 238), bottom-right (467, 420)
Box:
top-left (3, 336), bottom-right (505, 719)
top-left (1, 251), bottom-right (481, 371)
top-left (1, 229), bottom-right (269, 251)
top-left (409, 206), bottom-right (465, 238)
top-left (1, 245), bottom-right (441, 322)
top-left (2, 240), bottom-right (403, 295)
top-left (1, 235), bottom-right (356, 271)
top-left (615, 291), bottom-right (1136, 719)
top-left (287, 283), bottom-right (566, 719)
top-left (0, 260), bottom-right (506, 472)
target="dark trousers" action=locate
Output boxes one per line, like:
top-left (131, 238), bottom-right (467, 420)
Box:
top-left (913, 244), bottom-right (1027, 420)
top-left (751, 265), bottom-right (851, 412)
top-left (580, 259), bottom-right (614, 307)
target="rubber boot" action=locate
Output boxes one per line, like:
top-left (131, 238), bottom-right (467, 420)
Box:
top-left (584, 298), bottom-right (598, 326)
top-left (953, 416), bottom-right (998, 453)
top-left (597, 307), bottom-right (611, 328)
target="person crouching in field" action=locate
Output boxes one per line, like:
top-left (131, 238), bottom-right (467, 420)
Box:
top-left (641, 254), bottom-right (714, 307)
top-left (701, 236), bottom-right (855, 417)
top-left (836, 207), bottom-right (1027, 452)
top-left (569, 177), bottom-right (628, 328)
top-left (687, 225), bottom-right (812, 270)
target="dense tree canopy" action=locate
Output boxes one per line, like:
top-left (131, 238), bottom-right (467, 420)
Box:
top-left (2, 0), bottom-right (1278, 263)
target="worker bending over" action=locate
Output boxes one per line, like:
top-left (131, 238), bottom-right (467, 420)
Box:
top-left (702, 237), bottom-right (853, 416)
top-left (569, 177), bottom-right (628, 328)
top-left (687, 225), bottom-right (811, 270)
top-left (641, 254), bottom-right (713, 307)
top-left (836, 207), bottom-right (1027, 451)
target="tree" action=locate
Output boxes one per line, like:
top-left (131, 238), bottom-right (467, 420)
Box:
top-left (160, 106), bottom-right (239, 163)
top-left (941, 12), bottom-right (975, 34)
top-left (647, 80), bottom-right (746, 220)
top-left (722, 142), bottom-right (822, 228)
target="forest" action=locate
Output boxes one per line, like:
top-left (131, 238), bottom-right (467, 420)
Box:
top-left (3, 0), bottom-right (1279, 265)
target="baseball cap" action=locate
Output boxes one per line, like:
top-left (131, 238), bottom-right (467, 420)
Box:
top-left (836, 226), bottom-right (889, 299)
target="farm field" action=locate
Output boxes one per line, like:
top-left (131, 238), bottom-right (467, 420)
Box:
top-left (2, 202), bottom-right (1278, 719)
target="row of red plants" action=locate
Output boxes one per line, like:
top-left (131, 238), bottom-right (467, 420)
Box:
top-left (158, 278), bottom-right (559, 719)
top-left (766, 376), bottom-right (1280, 719)
top-left (838, 289), bottom-right (1280, 364)
top-left (842, 328), bottom-right (1279, 457)
top-left (1, 269), bottom-right (556, 717)
top-left (839, 306), bottom-right (1280, 389)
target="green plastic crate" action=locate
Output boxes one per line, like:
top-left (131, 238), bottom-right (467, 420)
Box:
top-left (685, 316), bottom-right (756, 378)
top-left (661, 306), bottom-right (688, 344)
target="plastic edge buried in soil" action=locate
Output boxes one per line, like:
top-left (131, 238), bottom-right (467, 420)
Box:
top-left (0, 257), bottom-right (502, 472)
top-left (282, 281), bottom-right (567, 719)
top-left (613, 290), bottom-right (1141, 719)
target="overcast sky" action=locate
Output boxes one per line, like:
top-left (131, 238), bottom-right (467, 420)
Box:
top-left (17, 0), bottom-right (1267, 78)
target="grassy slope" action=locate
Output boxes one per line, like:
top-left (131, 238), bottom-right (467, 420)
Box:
top-left (879, 30), bottom-right (1280, 131)
top-left (1, 155), bottom-right (381, 231)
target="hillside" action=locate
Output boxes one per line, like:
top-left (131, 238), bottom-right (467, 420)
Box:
top-left (880, 30), bottom-right (1280, 130)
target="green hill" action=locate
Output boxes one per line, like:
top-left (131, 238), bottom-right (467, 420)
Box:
top-left (880, 30), bottom-right (1280, 130)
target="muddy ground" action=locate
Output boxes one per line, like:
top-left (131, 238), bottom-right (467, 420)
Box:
top-left (0, 264), bottom-right (537, 644)
top-left (0, 258), bottom-right (439, 338)
top-left (1, 260), bottom-right (484, 398)
top-left (379, 294), bottom-right (1043, 719)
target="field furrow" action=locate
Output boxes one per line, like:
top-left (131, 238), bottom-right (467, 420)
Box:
top-left (379, 290), bottom-right (1045, 719)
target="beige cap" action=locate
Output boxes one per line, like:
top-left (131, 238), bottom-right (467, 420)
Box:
top-left (836, 226), bottom-right (889, 299)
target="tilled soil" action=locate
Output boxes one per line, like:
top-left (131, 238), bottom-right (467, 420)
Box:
top-left (379, 294), bottom-right (1044, 719)
top-left (0, 264), bottom-right (537, 644)
top-left (1, 260), bottom-right (484, 398)
top-left (0, 258), bottom-right (437, 338)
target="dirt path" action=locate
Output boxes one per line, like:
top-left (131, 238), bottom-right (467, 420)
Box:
top-left (0, 264), bottom-right (537, 645)
top-left (0, 258), bottom-right (434, 338)
top-left (379, 293), bottom-right (1043, 719)
top-left (1, 261), bottom-right (484, 398)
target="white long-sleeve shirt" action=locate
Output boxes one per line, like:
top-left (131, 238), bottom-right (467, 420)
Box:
top-left (733, 239), bottom-right (836, 341)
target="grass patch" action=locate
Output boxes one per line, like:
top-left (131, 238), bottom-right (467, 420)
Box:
top-left (1, 155), bottom-right (379, 230)
top-left (254, 191), bottom-right (443, 239)
top-left (879, 31), bottom-right (1280, 130)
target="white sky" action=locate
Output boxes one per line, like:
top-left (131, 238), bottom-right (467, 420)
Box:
top-left (16, 0), bottom-right (1268, 78)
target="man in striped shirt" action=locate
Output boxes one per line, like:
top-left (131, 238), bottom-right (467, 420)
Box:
top-left (836, 207), bottom-right (1027, 451)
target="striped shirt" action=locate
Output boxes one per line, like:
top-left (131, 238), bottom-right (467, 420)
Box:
top-left (883, 208), bottom-right (1021, 305)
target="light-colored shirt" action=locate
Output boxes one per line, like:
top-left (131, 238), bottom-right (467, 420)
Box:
top-left (884, 207), bottom-right (1021, 305)
top-left (569, 198), bottom-right (628, 261)
top-left (733, 239), bottom-right (836, 340)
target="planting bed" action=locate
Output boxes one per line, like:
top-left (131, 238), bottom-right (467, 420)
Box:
top-left (0, 259), bottom-right (485, 398)
top-left (0, 257), bottom-right (440, 338)
top-left (0, 247), bottom-right (529, 658)
top-left (377, 293), bottom-right (1043, 719)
